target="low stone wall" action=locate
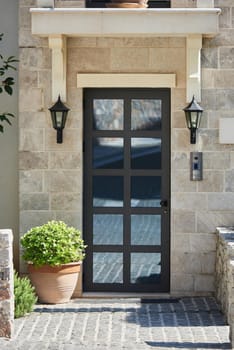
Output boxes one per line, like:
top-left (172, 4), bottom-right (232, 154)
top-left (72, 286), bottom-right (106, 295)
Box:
top-left (0, 229), bottom-right (14, 338)
top-left (216, 227), bottom-right (234, 347)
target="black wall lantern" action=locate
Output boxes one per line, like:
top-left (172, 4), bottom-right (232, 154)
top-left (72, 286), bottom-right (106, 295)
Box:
top-left (49, 95), bottom-right (70, 143)
top-left (183, 96), bottom-right (203, 144)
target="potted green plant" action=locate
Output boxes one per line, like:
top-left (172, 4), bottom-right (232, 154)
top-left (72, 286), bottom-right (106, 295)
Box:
top-left (21, 220), bottom-right (86, 304)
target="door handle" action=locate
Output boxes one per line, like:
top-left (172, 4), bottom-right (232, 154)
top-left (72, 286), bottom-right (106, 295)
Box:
top-left (160, 200), bottom-right (168, 207)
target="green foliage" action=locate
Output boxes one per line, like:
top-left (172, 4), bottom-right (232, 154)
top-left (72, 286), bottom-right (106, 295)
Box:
top-left (14, 271), bottom-right (37, 318)
top-left (21, 220), bottom-right (87, 267)
top-left (0, 33), bottom-right (18, 133)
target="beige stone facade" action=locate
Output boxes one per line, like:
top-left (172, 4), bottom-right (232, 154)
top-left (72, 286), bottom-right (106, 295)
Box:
top-left (18, 0), bottom-right (234, 296)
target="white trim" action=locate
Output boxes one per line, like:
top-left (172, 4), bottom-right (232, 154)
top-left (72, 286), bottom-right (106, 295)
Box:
top-left (186, 35), bottom-right (202, 102)
top-left (48, 35), bottom-right (67, 102)
top-left (31, 8), bottom-right (220, 37)
top-left (77, 73), bottom-right (176, 88)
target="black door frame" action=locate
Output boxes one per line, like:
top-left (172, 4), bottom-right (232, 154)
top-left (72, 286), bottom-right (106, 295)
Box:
top-left (83, 88), bottom-right (171, 293)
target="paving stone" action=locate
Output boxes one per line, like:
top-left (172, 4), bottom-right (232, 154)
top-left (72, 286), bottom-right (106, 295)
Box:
top-left (0, 297), bottom-right (231, 349)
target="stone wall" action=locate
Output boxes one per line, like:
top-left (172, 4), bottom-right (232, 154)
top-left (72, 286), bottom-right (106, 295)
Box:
top-left (215, 227), bottom-right (234, 348)
top-left (18, 0), bottom-right (234, 296)
top-left (0, 230), bottom-right (14, 338)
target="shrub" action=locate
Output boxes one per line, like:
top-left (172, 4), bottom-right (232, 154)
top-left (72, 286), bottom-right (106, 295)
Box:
top-left (14, 271), bottom-right (37, 318)
top-left (21, 220), bottom-right (86, 267)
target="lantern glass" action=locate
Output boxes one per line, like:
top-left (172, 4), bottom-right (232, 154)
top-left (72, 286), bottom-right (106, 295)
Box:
top-left (183, 96), bottom-right (203, 144)
top-left (49, 96), bottom-right (70, 144)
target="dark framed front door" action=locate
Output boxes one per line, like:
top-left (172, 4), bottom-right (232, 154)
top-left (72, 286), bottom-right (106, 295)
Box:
top-left (83, 88), bottom-right (170, 292)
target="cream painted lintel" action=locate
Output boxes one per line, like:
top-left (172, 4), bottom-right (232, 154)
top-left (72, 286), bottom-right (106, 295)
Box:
top-left (77, 74), bottom-right (176, 88)
top-left (48, 35), bottom-right (67, 102)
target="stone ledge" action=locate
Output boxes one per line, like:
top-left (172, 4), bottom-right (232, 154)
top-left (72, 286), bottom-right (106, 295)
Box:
top-left (0, 230), bottom-right (14, 338)
top-left (216, 227), bottom-right (234, 347)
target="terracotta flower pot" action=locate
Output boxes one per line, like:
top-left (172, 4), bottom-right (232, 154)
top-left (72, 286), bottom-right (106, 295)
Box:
top-left (28, 262), bottom-right (81, 304)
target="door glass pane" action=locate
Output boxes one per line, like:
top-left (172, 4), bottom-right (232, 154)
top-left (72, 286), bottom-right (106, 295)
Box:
top-left (93, 253), bottom-right (123, 283)
top-left (93, 99), bottom-right (124, 130)
top-left (93, 176), bottom-right (123, 207)
top-left (131, 176), bottom-right (161, 207)
top-left (93, 137), bottom-right (124, 169)
top-left (93, 214), bottom-right (123, 245)
top-left (131, 138), bottom-right (161, 169)
top-left (131, 99), bottom-right (162, 131)
top-left (131, 215), bottom-right (161, 245)
top-left (131, 253), bottom-right (161, 284)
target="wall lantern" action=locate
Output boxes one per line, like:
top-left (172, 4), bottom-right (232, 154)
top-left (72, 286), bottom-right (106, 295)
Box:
top-left (183, 96), bottom-right (203, 144)
top-left (49, 95), bottom-right (70, 144)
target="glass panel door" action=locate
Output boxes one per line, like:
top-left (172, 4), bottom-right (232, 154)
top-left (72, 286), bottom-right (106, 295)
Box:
top-left (84, 88), bottom-right (170, 292)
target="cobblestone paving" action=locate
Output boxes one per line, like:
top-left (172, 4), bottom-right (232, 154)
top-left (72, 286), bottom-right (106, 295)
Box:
top-left (0, 297), bottom-right (231, 350)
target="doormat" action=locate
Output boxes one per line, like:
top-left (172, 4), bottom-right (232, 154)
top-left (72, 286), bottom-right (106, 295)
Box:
top-left (141, 298), bottom-right (180, 304)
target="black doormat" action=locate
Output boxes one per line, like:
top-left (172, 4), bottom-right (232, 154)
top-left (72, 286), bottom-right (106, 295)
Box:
top-left (141, 298), bottom-right (180, 304)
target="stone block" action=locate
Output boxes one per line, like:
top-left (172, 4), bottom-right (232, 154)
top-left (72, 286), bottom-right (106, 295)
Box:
top-left (171, 170), bottom-right (197, 193)
top-left (203, 30), bottom-right (234, 48)
top-left (219, 7), bottom-right (232, 28)
top-left (49, 152), bottom-right (81, 169)
top-left (171, 233), bottom-right (191, 251)
top-left (215, 0), bottom-right (234, 7)
top-left (0, 230), bottom-right (13, 338)
top-left (201, 48), bottom-right (218, 68)
top-left (20, 48), bottom-right (51, 70)
top-left (220, 48), bottom-right (234, 69)
top-left (173, 211), bottom-right (196, 233)
top-left (201, 69), bottom-right (215, 89)
top-left (203, 152), bottom-right (230, 170)
top-left (44, 170), bottom-right (81, 192)
top-left (198, 171), bottom-right (224, 192)
top-left (20, 0), bottom-right (35, 6)
top-left (201, 253), bottom-right (215, 275)
top-left (208, 193), bottom-right (234, 211)
top-left (172, 253), bottom-right (202, 274)
top-left (197, 212), bottom-right (234, 233)
top-left (65, 111), bottom-right (82, 129)
top-left (69, 48), bottom-right (110, 72)
top-left (19, 111), bottom-right (48, 129)
top-left (171, 152), bottom-right (190, 170)
top-left (55, 211), bottom-right (82, 230)
top-left (45, 129), bottom-right (81, 151)
top-left (51, 193), bottom-right (81, 210)
top-left (171, 273), bottom-right (194, 292)
top-left (199, 129), bottom-right (220, 151)
top-left (19, 88), bottom-right (43, 112)
top-left (19, 129), bottom-right (44, 152)
top-left (20, 170), bottom-right (43, 193)
top-left (214, 70), bottom-right (234, 89)
top-left (68, 37), bottom-right (97, 48)
top-left (111, 48), bottom-right (149, 71)
top-left (56, 0), bottom-right (84, 7)
top-left (149, 48), bottom-right (186, 87)
top-left (172, 193), bottom-right (207, 211)
top-left (19, 70), bottom-right (38, 89)
top-left (171, 88), bottom-right (186, 111)
top-left (19, 28), bottom-right (47, 48)
top-left (225, 170), bottom-right (234, 192)
top-left (171, 111), bottom-right (186, 129)
top-left (20, 211), bottom-right (57, 234)
top-left (190, 234), bottom-right (216, 253)
top-left (20, 193), bottom-right (49, 211)
top-left (195, 275), bottom-right (214, 292)
top-left (19, 6), bottom-right (31, 29)
top-left (19, 151), bottom-right (49, 170)
top-left (171, 0), bottom-right (196, 7)
top-left (171, 129), bottom-right (188, 151)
